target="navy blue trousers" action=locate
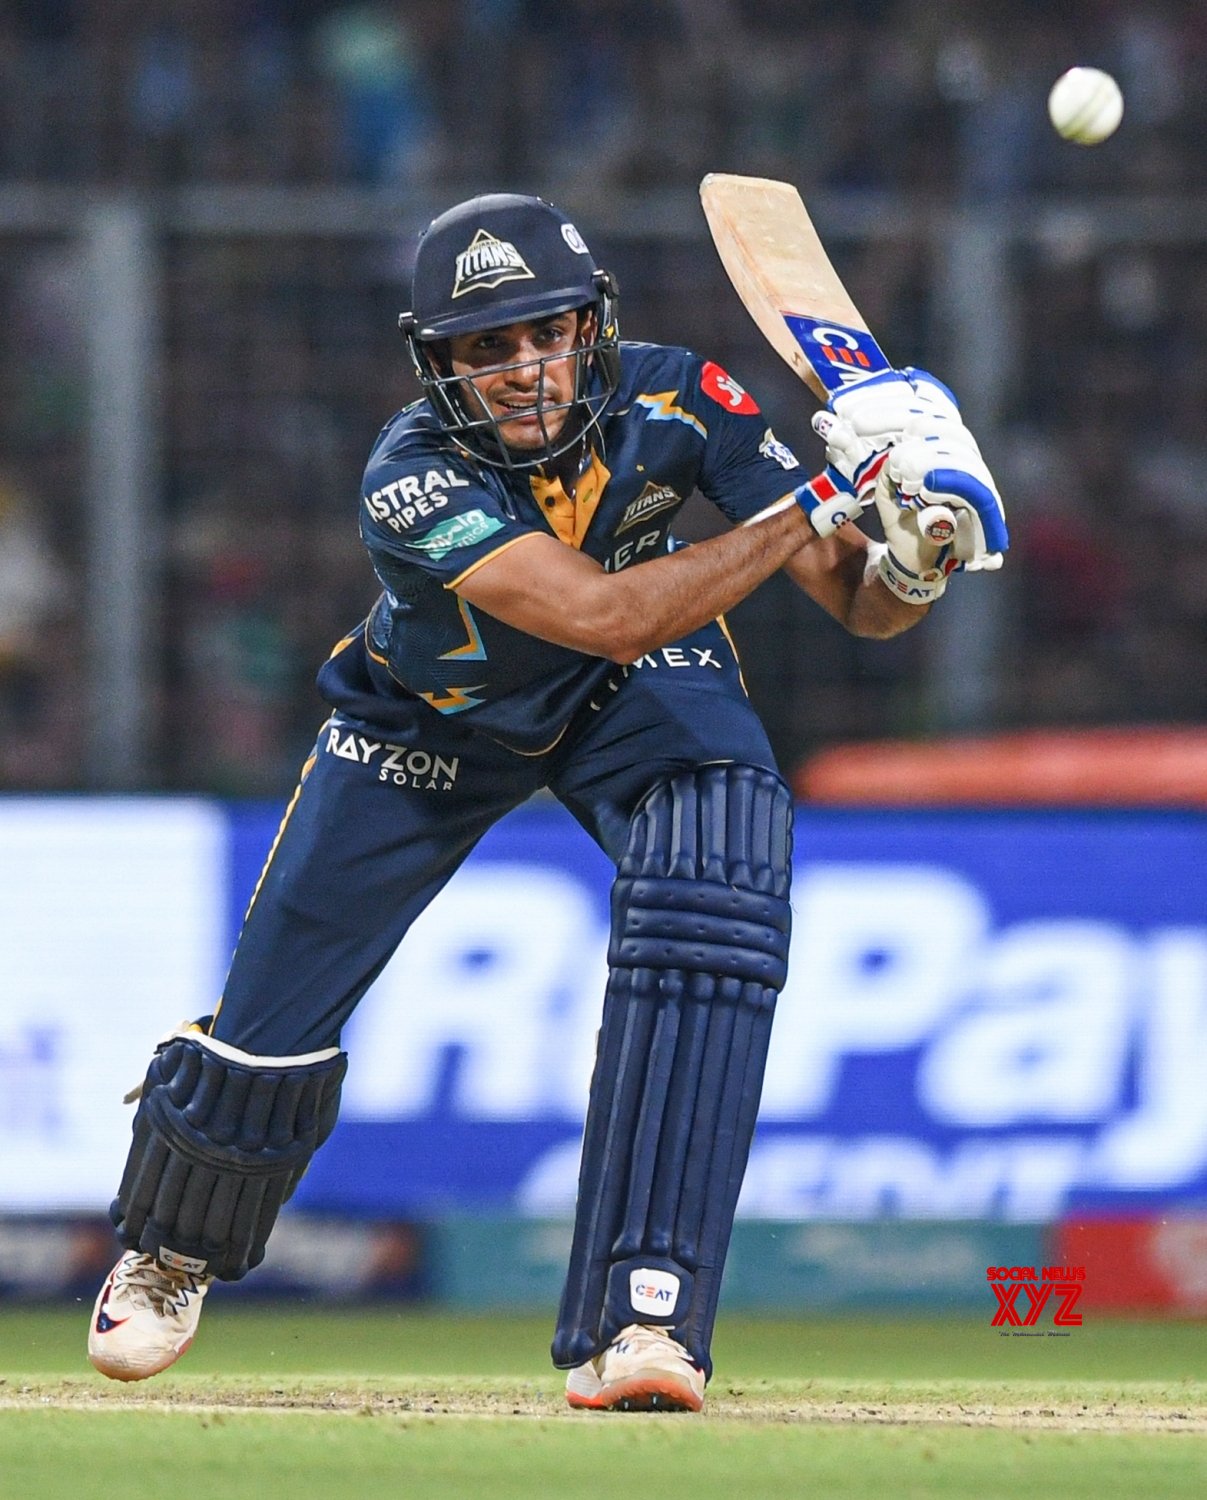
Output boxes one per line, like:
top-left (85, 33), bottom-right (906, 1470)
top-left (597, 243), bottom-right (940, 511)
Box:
top-left (212, 622), bottom-right (777, 1056)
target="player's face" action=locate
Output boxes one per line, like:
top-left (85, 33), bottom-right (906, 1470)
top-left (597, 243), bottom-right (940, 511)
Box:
top-left (446, 312), bottom-right (588, 452)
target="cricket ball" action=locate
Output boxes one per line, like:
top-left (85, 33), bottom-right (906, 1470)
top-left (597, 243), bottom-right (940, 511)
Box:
top-left (1047, 67), bottom-right (1124, 145)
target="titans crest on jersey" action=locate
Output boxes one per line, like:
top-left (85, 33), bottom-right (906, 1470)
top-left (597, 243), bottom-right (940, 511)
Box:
top-left (329, 341), bottom-right (804, 753)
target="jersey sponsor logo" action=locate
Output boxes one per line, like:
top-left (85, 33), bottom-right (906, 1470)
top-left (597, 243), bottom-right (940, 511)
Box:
top-left (627, 646), bottom-right (723, 671)
top-left (324, 723), bottom-right (461, 789)
top-left (604, 529), bottom-right (664, 573)
top-left (615, 481), bottom-right (680, 534)
top-left (701, 360), bottom-right (760, 415)
top-left (451, 229), bottom-right (536, 298)
top-left (403, 508), bottom-right (504, 561)
top-left (365, 468), bottom-right (472, 532)
top-left (759, 427), bottom-right (800, 471)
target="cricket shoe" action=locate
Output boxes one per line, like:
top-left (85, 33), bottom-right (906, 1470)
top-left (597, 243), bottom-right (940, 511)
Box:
top-left (565, 1324), bottom-right (706, 1413)
top-left (88, 1250), bottom-right (213, 1381)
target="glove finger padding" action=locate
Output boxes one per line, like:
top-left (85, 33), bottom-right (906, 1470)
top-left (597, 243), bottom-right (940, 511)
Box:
top-left (826, 368), bottom-right (919, 440)
top-left (803, 365), bottom-right (1007, 573)
top-left (826, 366), bottom-right (963, 443)
top-left (816, 367), bottom-right (969, 500)
top-left (917, 466), bottom-right (1009, 565)
top-left (809, 412), bottom-right (888, 501)
top-left (899, 367), bottom-right (964, 426)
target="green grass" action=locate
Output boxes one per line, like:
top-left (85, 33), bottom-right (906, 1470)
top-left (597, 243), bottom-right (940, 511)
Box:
top-left (2, 1309), bottom-right (1204, 1500)
top-left (5, 1305), bottom-right (1204, 1380)
top-left (3, 1406), bottom-right (1206, 1500)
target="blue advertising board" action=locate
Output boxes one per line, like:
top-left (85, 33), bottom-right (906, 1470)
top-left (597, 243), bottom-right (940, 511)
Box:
top-left (2, 799), bottom-right (1204, 1222)
top-left (240, 804), bottom-right (1206, 1223)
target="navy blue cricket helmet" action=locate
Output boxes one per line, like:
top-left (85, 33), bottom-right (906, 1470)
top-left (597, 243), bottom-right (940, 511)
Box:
top-left (399, 193), bottom-right (620, 469)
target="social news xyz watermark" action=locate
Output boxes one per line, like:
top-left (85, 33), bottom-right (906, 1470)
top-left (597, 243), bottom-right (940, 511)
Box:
top-left (987, 1265), bottom-right (1085, 1336)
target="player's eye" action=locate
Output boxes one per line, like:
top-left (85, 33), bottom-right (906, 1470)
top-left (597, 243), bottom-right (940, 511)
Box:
top-left (536, 320), bottom-right (573, 347)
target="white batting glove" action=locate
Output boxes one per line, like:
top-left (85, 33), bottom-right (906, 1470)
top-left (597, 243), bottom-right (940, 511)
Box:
top-left (810, 371), bottom-right (911, 502)
top-left (794, 368), bottom-right (936, 536)
top-left (811, 367), bottom-right (965, 499)
top-left (873, 432), bottom-right (1008, 604)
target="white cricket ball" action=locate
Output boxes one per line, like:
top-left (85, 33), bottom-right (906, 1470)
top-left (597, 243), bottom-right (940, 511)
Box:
top-left (1047, 67), bottom-right (1124, 145)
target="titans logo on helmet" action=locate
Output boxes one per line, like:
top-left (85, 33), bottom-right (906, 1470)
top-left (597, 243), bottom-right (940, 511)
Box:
top-left (452, 230), bottom-right (536, 298)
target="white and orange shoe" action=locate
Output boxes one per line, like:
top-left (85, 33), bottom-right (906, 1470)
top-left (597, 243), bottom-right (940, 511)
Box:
top-left (565, 1324), bottom-right (705, 1412)
top-left (87, 1251), bottom-right (212, 1381)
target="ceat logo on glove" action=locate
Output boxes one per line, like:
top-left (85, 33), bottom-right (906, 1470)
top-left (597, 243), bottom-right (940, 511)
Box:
top-left (701, 361), bottom-right (760, 415)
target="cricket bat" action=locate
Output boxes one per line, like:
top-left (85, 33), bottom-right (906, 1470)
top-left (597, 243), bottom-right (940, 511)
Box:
top-left (699, 173), bottom-right (954, 542)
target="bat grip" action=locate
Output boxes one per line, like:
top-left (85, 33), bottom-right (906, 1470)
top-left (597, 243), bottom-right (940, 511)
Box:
top-left (914, 505), bottom-right (956, 545)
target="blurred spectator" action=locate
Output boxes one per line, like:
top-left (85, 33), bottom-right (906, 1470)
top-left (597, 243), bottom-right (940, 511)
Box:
top-left (0, 0), bottom-right (1204, 792)
top-left (170, 483), bottom-right (308, 795)
top-left (125, 2), bottom-right (201, 183)
top-left (0, 473), bottom-right (77, 787)
top-left (310, 3), bottom-right (437, 185)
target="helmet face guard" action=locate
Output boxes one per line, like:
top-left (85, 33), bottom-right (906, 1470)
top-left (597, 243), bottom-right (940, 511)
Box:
top-left (399, 194), bottom-right (620, 469)
top-left (401, 277), bottom-right (619, 470)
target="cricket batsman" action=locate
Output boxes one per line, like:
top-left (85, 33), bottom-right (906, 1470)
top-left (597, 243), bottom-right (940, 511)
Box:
top-left (88, 193), bottom-right (1006, 1410)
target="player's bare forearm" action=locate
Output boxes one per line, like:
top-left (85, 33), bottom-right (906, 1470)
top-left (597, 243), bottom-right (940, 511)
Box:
top-left (456, 505), bottom-right (819, 663)
top-left (598, 505), bottom-right (820, 659)
top-left (782, 525), bottom-right (930, 638)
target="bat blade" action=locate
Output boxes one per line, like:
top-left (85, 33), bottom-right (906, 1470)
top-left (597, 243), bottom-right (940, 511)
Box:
top-left (700, 173), bottom-right (892, 403)
top-left (701, 172), bottom-right (959, 548)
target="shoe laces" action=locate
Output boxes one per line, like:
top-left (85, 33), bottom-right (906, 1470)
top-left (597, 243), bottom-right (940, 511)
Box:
top-left (116, 1254), bottom-right (208, 1316)
top-left (610, 1324), bottom-right (695, 1364)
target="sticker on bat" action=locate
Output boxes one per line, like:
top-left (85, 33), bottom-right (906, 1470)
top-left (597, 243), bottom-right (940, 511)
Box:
top-left (781, 315), bottom-right (892, 395)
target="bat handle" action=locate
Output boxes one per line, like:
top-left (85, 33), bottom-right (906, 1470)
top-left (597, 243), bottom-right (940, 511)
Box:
top-left (914, 504), bottom-right (956, 546)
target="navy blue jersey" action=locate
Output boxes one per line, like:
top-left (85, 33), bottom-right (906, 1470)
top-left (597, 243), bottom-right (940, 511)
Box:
top-left (323, 341), bottom-right (804, 753)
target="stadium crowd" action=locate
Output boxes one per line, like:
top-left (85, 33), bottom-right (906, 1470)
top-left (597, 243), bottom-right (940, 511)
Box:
top-left (1, 0), bottom-right (1204, 792)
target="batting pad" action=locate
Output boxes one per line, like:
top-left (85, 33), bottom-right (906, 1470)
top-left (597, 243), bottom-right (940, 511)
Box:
top-left (111, 1028), bottom-right (347, 1281)
top-left (551, 763), bottom-right (792, 1378)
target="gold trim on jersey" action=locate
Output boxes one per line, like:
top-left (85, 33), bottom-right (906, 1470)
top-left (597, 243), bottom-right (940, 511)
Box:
top-left (325, 629), bottom-right (359, 661)
top-left (528, 448), bottom-right (612, 548)
top-left (716, 613), bottom-right (749, 697)
top-left (439, 596), bottom-right (487, 660)
top-left (499, 718), bottom-right (573, 757)
top-left (446, 530), bottom-right (544, 589)
top-left (634, 390), bottom-right (708, 438)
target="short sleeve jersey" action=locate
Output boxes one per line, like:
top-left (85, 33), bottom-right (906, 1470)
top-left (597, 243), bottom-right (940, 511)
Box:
top-left (345, 341), bottom-right (804, 753)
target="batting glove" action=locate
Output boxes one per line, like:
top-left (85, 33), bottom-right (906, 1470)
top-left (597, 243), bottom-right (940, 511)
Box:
top-left (794, 367), bottom-right (936, 536)
top-left (811, 366), bottom-right (966, 488)
top-left (792, 463), bottom-right (863, 537)
top-left (872, 431), bottom-right (1008, 603)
